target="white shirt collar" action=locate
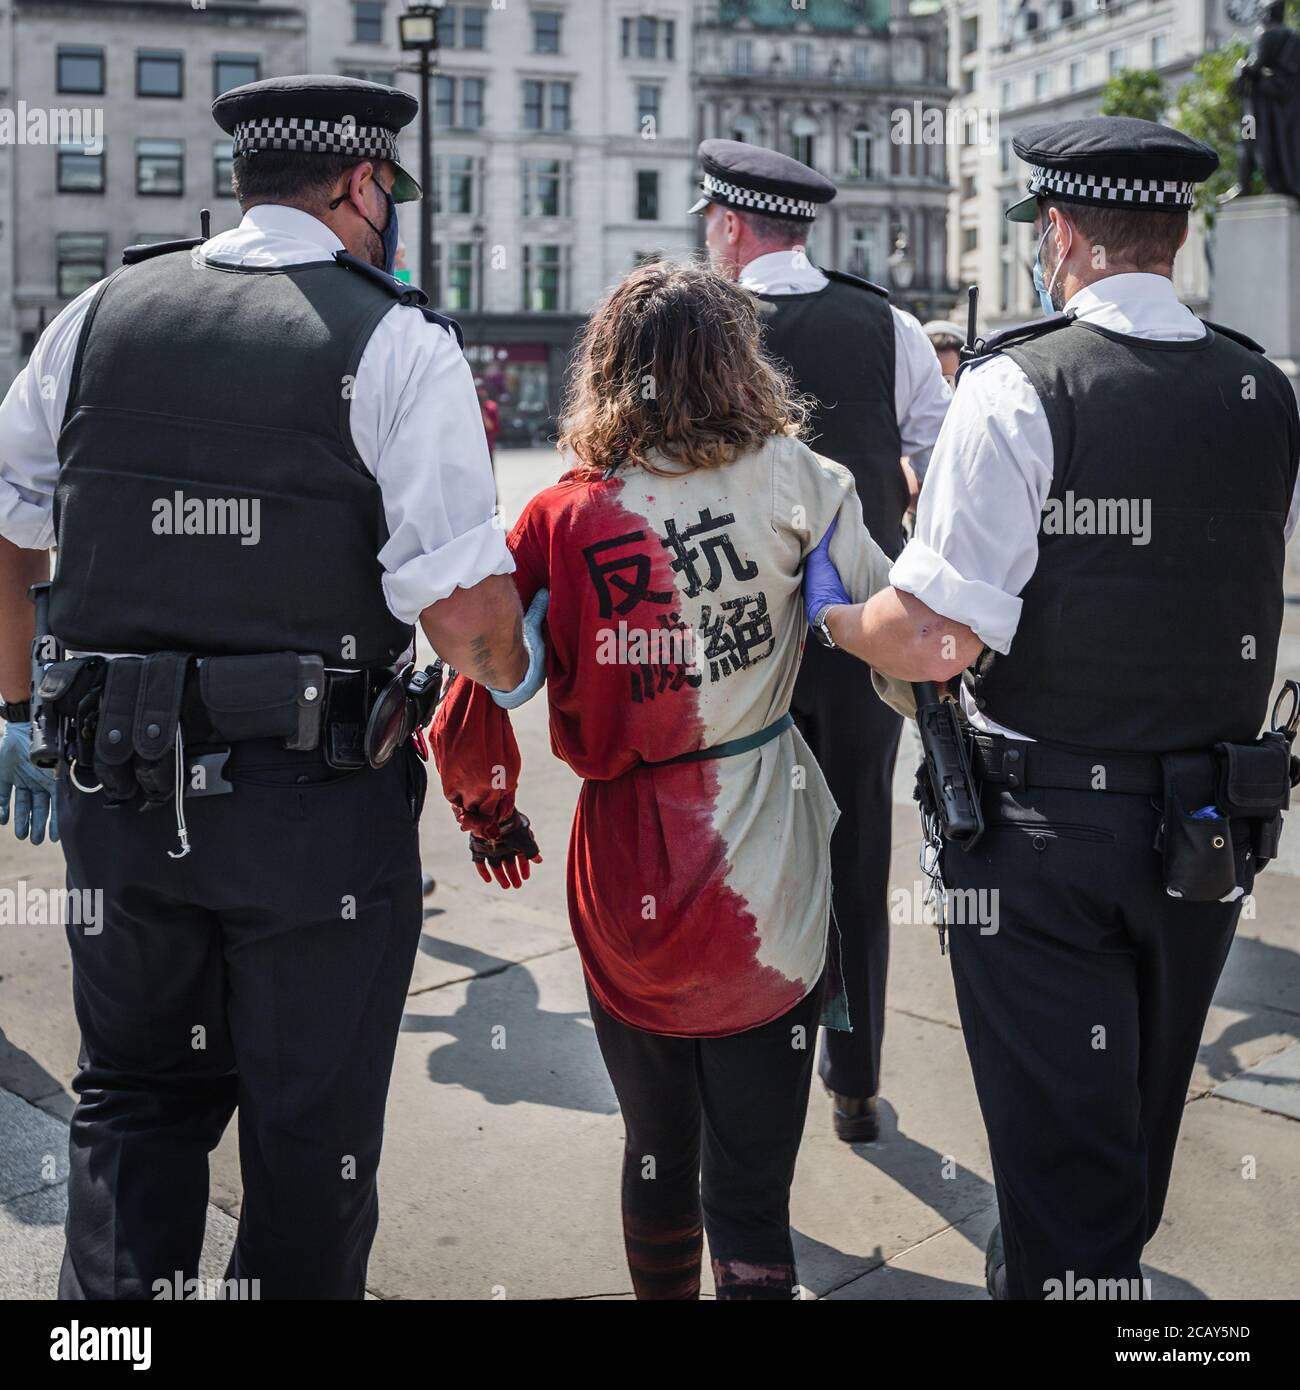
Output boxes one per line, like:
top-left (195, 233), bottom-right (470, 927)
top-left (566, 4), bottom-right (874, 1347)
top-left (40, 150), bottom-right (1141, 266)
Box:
top-left (1062, 272), bottom-right (1205, 341)
top-left (739, 248), bottom-right (828, 296)
top-left (202, 203), bottom-right (344, 269)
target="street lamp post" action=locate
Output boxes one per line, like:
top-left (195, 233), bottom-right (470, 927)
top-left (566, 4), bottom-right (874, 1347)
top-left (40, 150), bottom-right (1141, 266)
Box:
top-left (887, 228), bottom-right (915, 316)
top-left (398, 2), bottom-right (446, 296)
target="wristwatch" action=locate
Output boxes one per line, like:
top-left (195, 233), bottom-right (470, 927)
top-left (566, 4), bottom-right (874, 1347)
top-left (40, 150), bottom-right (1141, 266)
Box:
top-left (2, 700), bottom-right (31, 723)
top-left (811, 605), bottom-right (838, 650)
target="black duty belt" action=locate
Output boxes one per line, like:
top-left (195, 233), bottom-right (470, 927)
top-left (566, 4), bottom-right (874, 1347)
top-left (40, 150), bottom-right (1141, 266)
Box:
top-left (643, 712), bottom-right (793, 769)
top-left (972, 734), bottom-right (1164, 796)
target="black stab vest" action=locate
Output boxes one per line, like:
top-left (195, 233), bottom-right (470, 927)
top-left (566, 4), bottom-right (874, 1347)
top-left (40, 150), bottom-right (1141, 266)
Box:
top-left (52, 249), bottom-right (421, 667)
top-left (968, 321), bottom-right (1300, 754)
top-left (755, 273), bottom-right (905, 558)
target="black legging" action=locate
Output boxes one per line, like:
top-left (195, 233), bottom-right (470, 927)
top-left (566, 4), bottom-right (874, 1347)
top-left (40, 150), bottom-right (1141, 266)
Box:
top-left (586, 976), bottom-right (824, 1301)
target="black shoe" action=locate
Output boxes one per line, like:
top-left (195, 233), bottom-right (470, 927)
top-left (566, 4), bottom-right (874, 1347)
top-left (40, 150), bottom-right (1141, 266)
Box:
top-left (421, 872), bottom-right (436, 896)
top-left (828, 1091), bottom-right (880, 1143)
top-left (985, 1223), bottom-right (1008, 1300)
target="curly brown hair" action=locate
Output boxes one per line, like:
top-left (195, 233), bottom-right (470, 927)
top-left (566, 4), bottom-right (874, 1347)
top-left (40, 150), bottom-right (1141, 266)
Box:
top-left (557, 259), bottom-right (809, 477)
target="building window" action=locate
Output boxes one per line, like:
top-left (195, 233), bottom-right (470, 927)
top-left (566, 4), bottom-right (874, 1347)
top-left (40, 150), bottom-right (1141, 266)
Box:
top-left (437, 6), bottom-right (486, 47)
top-left (791, 116), bottom-right (818, 169)
top-left (339, 66), bottom-right (398, 84)
top-left (214, 54), bottom-right (259, 97)
top-left (57, 46), bottom-right (104, 95)
top-left (962, 226), bottom-right (978, 253)
top-left (623, 16), bottom-right (674, 60)
top-left (214, 139), bottom-right (235, 197)
top-left (137, 138), bottom-right (184, 195)
top-left (57, 142), bottom-right (105, 193)
top-left (636, 170), bottom-right (659, 220)
top-left (1108, 46), bottom-right (1125, 78)
top-left (462, 6), bottom-right (486, 48)
top-left (354, 1), bottom-right (385, 43)
top-left (137, 50), bottom-right (183, 98)
top-left (637, 84), bottom-right (660, 134)
top-left (436, 76), bottom-right (485, 129)
top-left (433, 242), bottom-right (475, 313)
top-left (524, 79), bottom-right (570, 132)
top-left (848, 225), bottom-right (872, 279)
top-left (523, 244), bottom-right (566, 311)
top-left (731, 113), bottom-right (760, 144)
top-left (1034, 68), bottom-right (1052, 100)
top-left (1069, 57), bottom-right (1086, 91)
top-left (793, 43), bottom-right (811, 78)
top-left (1152, 32), bottom-right (1169, 67)
top-left (999, 79), bottom-right (1014, 108)
top-left (56, 233), bottom-right (107, 299)
top-left (849, 126), bottom-right (874, 180)
top-left (434, 155), bottom-right (479, 215)
top-left (532, 10), bottom-right (562, 54)
top-left (734, 40), bottom-right (753, 76)
top-left (522, 158), bottom-right (571, 217)
top-left (999, 136), bottom-right (1011, 175)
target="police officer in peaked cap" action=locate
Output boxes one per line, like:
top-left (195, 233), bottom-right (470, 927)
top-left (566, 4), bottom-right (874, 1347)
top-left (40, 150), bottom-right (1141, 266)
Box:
top-left (802, 116), bottom-right (1300, 1297)
top-left (695, 137), bottom-right (952, 1143)
top-left (0, 74), bottom-right (547, 1298)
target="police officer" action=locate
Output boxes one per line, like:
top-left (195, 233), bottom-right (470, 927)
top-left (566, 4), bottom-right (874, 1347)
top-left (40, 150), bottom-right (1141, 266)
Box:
top-left (694, 140), bottom-right (950, 1142)
top-left (805, 116), bottom-right (1300, 1296)
top-left (0, 75), bottom-right (546, 1298)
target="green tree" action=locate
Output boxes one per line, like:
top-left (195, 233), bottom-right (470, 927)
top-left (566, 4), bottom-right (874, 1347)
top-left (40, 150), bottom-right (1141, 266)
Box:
top-left (1099, 69), bottom-right (1169, 122)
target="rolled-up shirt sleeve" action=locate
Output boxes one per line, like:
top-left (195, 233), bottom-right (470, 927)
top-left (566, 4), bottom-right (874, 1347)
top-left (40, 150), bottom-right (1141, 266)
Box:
top-left (0, 282), bottom-right (99, 550)
top-left (350, 303), bottom-right (513, 623)
top-left (889, 354), bottom-right (1054, 656)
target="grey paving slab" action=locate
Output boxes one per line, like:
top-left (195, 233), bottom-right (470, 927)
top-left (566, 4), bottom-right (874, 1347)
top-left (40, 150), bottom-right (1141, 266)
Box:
top-left (824, 1204), bottom-right (998, 1300)
top-left (1144, 1098), bottom-right (1300, 1300)
top-left (0, 1087), bottom-right (68, 1203)
top-left (1212, 1041), bottom-right (1300, 1121)
top-left (0, 1185), bottom-right (66, 1299)
top-left (366, 946), bottom-right (629, 1300)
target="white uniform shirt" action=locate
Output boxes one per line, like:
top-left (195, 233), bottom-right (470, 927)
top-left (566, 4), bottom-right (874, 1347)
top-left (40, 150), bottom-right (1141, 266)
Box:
top-left (890, 272), bottom-right (1300, 739)
top-left (0, 204), bottom-right (511, 624)
top-left (738, 249), bottom-right (951, 477)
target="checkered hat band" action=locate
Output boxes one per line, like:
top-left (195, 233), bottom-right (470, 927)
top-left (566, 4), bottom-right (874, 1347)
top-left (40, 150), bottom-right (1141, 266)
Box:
top-left (703, 172), bottom-right (818, 220)
top-left (232, 118), bottom-right (399, 160)
top-left (1027, 165), bottom-right (1194, 209)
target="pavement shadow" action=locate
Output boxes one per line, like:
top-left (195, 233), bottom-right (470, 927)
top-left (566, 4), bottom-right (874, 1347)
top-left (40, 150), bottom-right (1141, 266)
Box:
top-left (402, 933), bottom-right (617, 1115)
top-left (796, 1100), bottom-right (1207, 1300)
top-left (1201, 935), bottom-right (1300, 1084)
top-left (0, 1026), bottom-right (69, 1112)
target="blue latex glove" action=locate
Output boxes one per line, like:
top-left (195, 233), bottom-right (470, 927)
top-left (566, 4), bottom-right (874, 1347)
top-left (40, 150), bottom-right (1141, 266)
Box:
top-left (489, 588), bottom-right (550, 710)
top-left (803, 517), bottom-right (853, 628)
top-left (0, 721), bottom-right (59, 845)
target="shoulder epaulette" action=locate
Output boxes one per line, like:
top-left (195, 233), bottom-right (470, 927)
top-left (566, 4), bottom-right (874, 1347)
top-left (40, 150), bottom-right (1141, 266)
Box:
top-left (122, 238), bottom-right (203, 265)
top-left (955, 312), bottom-right (1076, 383)
top-left (332, 251), bottom-right (464, 346)
top-left (823, 267), bottom-right (890, 299)
top-left (1200, 319), bottom-right (1266, 354)
top-left (334, 250), bottom-right (429, 305)
top-left (419, 306), bottom-right (464, 349)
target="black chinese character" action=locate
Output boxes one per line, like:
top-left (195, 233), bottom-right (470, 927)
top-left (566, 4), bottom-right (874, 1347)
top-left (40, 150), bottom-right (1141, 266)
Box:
top-left (698, 592), bottom-right (775, 681)
top-left (583, 531), bottom-right (674, 618)
top-left (659, 507), bottom-right (758, 598)
top-left (629, 612), bottom-right (702, 703)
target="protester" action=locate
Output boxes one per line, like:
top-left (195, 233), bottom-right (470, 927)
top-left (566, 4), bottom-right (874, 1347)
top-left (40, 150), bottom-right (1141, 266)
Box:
top-left (430, 260), bottom-right (901, 1300)
top-left (922, 319), bottom-right (964, 387)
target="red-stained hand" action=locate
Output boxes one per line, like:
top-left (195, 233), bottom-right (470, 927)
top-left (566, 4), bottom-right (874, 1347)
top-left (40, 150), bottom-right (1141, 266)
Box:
top-left (469, 811), bottom-right (542, 891)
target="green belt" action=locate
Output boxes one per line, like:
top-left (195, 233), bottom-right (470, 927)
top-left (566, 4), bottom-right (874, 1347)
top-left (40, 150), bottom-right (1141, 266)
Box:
top-left (643, 713), bottom-right (794, 769)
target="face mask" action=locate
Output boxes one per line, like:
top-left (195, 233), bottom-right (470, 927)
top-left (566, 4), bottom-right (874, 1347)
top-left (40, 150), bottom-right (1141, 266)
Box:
top-left (331, 179), bottom-right (399, 275)
top-left (1032, 221), bottom-right (1071, 316)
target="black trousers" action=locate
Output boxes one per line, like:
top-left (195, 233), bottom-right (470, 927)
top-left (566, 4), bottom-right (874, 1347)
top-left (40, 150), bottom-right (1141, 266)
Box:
top-left (56, 739), bottom-right (426, 1300)
top-left (586, 978), bottom-right (823, 1301)
top-left (792, 641), bottom-right (902, 1099)
top-left (944, 783), bottom-right (1254, 1300)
